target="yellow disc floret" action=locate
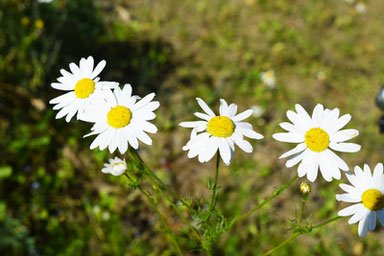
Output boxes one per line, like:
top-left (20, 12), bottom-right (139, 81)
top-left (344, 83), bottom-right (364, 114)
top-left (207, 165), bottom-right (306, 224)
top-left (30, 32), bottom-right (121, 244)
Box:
top-left (305, 128), bottom-right (329, 152)
top-left (74, 78), bottom-right (96, 98)
top-left (361, 189), bottom-right (384, 211)
top-left (207, 116), bottom-right (235, 138)
top-left (107, 106), bottom-right (132, 128)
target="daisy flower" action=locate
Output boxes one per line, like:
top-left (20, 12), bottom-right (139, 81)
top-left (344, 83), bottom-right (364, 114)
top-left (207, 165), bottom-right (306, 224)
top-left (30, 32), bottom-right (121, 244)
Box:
top-left (272, 104), bottom-right (361, 182)
top-left (336, 163), bottom-right (384, 237)
top-left (102, 157), bottom-right (127, 176)
top-left (79, 84), bottom-right (159, 154)
top-left (261, 70), bottom-right (276, 89)
top-left (179, 98), bottom-right (263, 166)
top-left (49, 56), bottom-right (118, 122)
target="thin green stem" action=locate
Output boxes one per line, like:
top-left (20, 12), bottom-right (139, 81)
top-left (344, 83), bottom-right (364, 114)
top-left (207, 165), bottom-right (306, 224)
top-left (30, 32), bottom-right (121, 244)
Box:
top-left (128, 150), bottom-right (203, 243)
top-left (263, 233), bottom-right (299, 256)
top-left (123, 173), bottom-right (183, 255)
top-left (312, 215), bottom-right (342, 229)
top-left (132, 149), bottom-right (192, 210)
top-left (207, 153), bottom-right (220, 221)
top-left (263, 215), bottom-right (342, 255)
top-left (230, 174), bottom-right (298, 227)
top-left (297, 198), bottom-right (307, 228)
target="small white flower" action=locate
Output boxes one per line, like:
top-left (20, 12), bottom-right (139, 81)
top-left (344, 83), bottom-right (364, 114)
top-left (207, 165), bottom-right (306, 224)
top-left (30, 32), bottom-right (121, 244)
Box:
top-left (102, 157), bottom-right (127, 176)
top-left (179, 98), bottom-right (263, 166)
top-left (273, 104), bottom-right (361, 182)
top-left (356, 2), bottom-right (366, 13)
top-left (251, 105), bottom-right (265, 118)
top-left (336, 163), bottom-right (384, 237)
top-left (261, 70), bottom-right (276, 89)
top-left (80, 84), bottom-right (159, 154)
top-left (49, 56), bottom-right (118, 122)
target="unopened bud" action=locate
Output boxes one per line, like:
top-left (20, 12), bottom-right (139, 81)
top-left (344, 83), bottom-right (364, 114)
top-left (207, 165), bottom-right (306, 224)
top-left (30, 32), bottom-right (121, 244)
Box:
top-left (300, 182), bottom-right (311, 196)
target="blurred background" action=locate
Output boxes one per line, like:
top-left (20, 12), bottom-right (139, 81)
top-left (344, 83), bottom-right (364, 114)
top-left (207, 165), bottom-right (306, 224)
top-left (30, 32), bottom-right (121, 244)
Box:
top-left (1, 0), bottom-right (384, 255)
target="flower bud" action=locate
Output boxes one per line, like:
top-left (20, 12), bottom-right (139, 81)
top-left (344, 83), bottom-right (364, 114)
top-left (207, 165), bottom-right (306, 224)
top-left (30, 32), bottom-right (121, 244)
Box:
top-left (300, 182), bottom-right (311, 196)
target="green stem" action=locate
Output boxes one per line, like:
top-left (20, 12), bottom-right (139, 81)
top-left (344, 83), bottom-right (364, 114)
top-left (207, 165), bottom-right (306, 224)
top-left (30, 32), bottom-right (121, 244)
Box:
top-left (230, 174), bottom-right (298, 227)
top-left (312, 215), bottom-right (342, 229)
top-left (263, 215), bottom-right (342, 256)
top-left (297, 198), bottom-right (307, 228)
top-left (128, 150), bottom-right (203, 243)
top-left (123, 173), bottom-right (183, 255)
top-left (263, 233), bottom-right (299, 256)
top-left (207, 153), bottom-right (220, 220)
top-left (132, 149), bottom-right (192, 210)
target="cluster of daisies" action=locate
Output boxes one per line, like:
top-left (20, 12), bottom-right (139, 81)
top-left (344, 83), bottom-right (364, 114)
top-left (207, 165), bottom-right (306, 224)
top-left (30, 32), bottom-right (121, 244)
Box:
top-left (50, 56), bottom-right (384, 238)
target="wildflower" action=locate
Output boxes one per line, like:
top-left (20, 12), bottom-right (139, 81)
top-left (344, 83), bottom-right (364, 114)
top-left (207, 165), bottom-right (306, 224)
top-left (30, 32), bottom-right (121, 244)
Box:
top-left (80, 84), bottom-right (159, 154)
top-left (261, 70), bottom-right (276, 89)
top-left (300, 182), bottom-right (311, 196)
top-left (336, 163), bottom-right (384, 237)
top-left (273, 104), bottom-right (361, 182)
top-left (179, 98), bottom-right (263, 165)
top-left (49, 56), bottom-right (118, 122)
top-left (101, 157), bottom-right (127, 176)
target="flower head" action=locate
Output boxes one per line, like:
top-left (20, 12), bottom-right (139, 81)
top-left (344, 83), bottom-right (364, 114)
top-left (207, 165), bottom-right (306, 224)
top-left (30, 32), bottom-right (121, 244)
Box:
top-left (79, 84), bottom-right (159, 154)
top-left (49, 56), bottom-right (118, 122)
top-left (273, 104), bottom-right (361, 182)
top-left (300, 182), bottom-right (311, 196)
top-left (261, 70), bottom-right (276, 89)
top-left (179, 98), bottom-right (263, 165)
top-left (102, 157), bottom-right (127, 176)
top-left (336, 163), bottom-right (384, 237)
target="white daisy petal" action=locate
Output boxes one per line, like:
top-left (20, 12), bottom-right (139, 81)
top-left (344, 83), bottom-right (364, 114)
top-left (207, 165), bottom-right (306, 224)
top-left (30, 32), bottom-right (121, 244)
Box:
top-left (279, 143), bottom-right (306, 159)
top-left (236, 127), bottom-right (263, 140)
top-left (285, 151), bottom-right (305, 168)
top-left (232, 109), bottom-right (253, 122)
top-left (330, 129), bottom-right (359, 142)
top-left (338, 203), bottom-right (364, 217)
top-left (219, 99), bottom-right (229, 116)
top-left (329, 142), bottom-right (361, 153)
top-left (179, 121), bottom-right (207, 128)
top-left (91, 59), bottom-right (106, 78)
top-left (272, 132), bottom-right (305, 143)
top-left (348, 206), bottom-right (368, 224)
top-left (218, 138), bottom-right (231, 165)
top-left (196, 98), bottom-right (216, 117)
top-left (311, 104), bottom-right (324, 126)
top-left (194, 112), bottom-right (211, 121)
top-left (329, 114), bottom-right (352, 133)
top-left (367, 211), bottom-right (377, 231)
top-left (358, 215), bottom-right (369, 237)
top-left (377, 209), bottom-right (384, 227)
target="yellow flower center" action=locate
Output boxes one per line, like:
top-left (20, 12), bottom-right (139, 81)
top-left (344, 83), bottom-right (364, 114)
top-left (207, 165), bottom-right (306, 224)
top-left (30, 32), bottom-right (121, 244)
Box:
top-left (305, 128), bottom-right (329, 152)
top-left (107, 106), bottom-right (132, 128)
top-left (74, 78), bottom-right (96, 99)
top-left (207, 116), bottom-right (235, 138)
top-left (361, 189), bottom-right (384, 211)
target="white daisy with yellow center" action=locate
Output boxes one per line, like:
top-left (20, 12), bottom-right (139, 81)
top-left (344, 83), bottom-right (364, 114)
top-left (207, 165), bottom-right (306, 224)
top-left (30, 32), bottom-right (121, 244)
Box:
top-left (272, 104), bottom-right (361, 182)
top-left (336, 163), bottom-right (384, 237)
top-left (79, 84), bottom-right (159, 154)
top-left (179, 98), bottom-right (263, 166)
top-left (102, 157), bottom-right (127, 176)
top-left (49, 56), bottom-right (118, 122)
